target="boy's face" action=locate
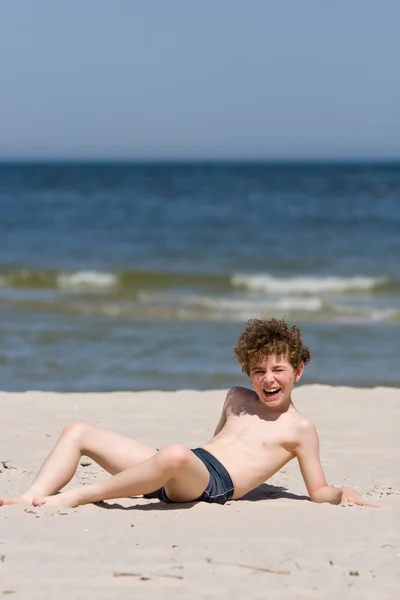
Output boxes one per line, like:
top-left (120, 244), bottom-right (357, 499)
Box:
top-left (249, 353), bottom-right (304, 410)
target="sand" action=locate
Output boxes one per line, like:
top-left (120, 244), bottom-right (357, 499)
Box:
top-left (0, 385), bottom-right (399, 599)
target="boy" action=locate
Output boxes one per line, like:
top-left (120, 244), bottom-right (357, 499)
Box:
top-left (0, 319), bottom-right (375, 509)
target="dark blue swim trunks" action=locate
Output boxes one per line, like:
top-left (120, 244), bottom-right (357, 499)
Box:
top-left (144, 447), bottom-right (234, 505)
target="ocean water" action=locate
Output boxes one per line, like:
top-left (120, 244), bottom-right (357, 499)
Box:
top-left (1, 161), bottom-right (399, 391)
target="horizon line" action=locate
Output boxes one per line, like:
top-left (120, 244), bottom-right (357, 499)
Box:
top-left (0, 156), bottom-right (399, 164)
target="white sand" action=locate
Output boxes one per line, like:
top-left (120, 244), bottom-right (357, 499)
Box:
top-left (1, 385), bottom-right (399, 599)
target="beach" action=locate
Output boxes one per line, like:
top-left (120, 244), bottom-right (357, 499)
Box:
top-left (1, 385), bottom-right (399, 599)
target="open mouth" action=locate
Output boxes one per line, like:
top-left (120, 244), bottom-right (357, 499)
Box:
top-left (263, 388), bottom-right (281, 398)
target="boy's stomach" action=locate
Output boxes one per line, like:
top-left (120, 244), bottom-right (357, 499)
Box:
top-left (202, 439), bottom-right (294, 499)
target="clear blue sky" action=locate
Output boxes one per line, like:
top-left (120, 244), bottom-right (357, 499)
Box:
top-left (1, 1), bottom-right (399, 159)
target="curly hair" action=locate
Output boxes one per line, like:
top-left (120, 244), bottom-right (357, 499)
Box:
top-left (234, 319), bottom-right (311, 375)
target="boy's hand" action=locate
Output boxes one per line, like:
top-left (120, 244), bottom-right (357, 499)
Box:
top-left (340, 487), bottom-right (379, 507)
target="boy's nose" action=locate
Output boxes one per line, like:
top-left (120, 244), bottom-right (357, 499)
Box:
top-left (263, 374), bottom-right (275, 386)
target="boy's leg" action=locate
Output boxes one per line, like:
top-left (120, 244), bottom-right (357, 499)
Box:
top-left (32, 444), bottom-right (210, 508)
top-left (0, 422), bottom-right (157, 505)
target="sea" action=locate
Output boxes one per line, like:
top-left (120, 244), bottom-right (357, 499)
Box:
top-left (1, 160), bottom-right (399, 392)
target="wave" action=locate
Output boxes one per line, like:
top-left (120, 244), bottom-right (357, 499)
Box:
top-left (170, 293), bottom-right (324, 313)
top-left (0, 267), bottom-right (397, 296)
top-left (3, 288), bottom-right (400, 325)
top-left (137, 293), bottom-right (400, 323)
top-left (0, 268), bottom-right (230, 292)
top-left (231, 273), bottom-right (395, 295)
top-left (57, 271), bottom-right (117, 289)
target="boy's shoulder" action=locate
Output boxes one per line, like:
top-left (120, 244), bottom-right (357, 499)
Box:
top-left (227, 385), bottom-right (254, 398)
top-left (225, 385), bottom-right (256, 404)
top-left (288, 409), bottom-right (319, 446)
top-left (280, 410), bottom-right (318, 449)
top-left (221, 386), bottom-right (257, 415)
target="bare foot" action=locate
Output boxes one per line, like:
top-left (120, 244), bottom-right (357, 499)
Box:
top-left (0, 494), bottom-right (36, 506)
top-left (32, 489), bottom-right (82, 509)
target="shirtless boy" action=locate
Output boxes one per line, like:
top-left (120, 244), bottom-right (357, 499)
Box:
top-left (0, 319), bottom-right (375, 509)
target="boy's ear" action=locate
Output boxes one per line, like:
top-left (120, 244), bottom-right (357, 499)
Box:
top-left (294, 363), bottom-right (305, 382)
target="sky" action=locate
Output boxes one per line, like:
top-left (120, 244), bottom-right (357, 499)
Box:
top-left (0, 1), bottom-right (399, 160)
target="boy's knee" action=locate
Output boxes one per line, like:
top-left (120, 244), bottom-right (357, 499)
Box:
top-left (61, 421), bottom-right (88, 441)
top-left (156, 444), bottom-right (191, 471)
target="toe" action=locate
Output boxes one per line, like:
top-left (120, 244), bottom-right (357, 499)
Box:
top-left (32, 498), bottom-right (46, 507)
top-left (0, 498), bottom-right (15, 506)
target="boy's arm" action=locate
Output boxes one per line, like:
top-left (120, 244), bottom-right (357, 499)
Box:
top-left (295, 420), bottom-right (377, 506)
top-left (212, 390), bottom-right (232, 436)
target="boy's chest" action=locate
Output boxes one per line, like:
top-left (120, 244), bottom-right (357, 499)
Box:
top-left (226, 410), bottom-right (297, 448)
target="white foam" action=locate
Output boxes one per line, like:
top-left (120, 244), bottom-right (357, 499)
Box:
top-left (138, 291), bottom-right (323, 313)
top-left (330, 302), bottom-right (399, 322)
top-left (65, 292), bottom-right (400, 324)
top-left (189, 295), bottom-right (322, 312)
top-left (231, 273), bottom-right (387, 294)
top-left (369, 308), bottom-right (399, 322)
top-left (57, 271), bottom-right (117, 290)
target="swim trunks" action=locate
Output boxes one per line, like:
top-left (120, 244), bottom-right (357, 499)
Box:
top-left (143, 447), bottom-right (234, 505)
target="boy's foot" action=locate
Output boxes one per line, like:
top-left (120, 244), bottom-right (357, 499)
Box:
top-left (32, 489), bottom-right (81, 509)
top-left (0, 494), bottom-right (36, 506)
